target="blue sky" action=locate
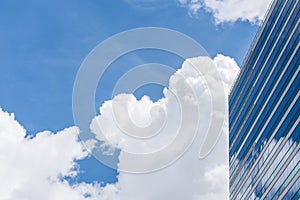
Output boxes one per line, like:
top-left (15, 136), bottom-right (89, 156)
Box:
top-left (0, 0), bottom-right (264, 192)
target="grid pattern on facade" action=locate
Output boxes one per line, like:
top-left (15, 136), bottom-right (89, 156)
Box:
top-left (229, 0), bottom-right (300, 199)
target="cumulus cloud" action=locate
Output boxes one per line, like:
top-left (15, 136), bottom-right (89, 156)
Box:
top-left (0, 54), bottom-right (239, 200)
top-left (90, 54), bottom-right (240, 200)
top-left (0, 108), bottom-right (118, 200)
top-left (178, 0), bottom-right (272, 24)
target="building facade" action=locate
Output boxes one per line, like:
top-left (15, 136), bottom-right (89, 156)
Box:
top-left (229, 0), bottom-right (299, 199)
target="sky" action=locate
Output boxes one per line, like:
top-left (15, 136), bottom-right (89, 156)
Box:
top-left (0, 0), bottom-right (272, 199)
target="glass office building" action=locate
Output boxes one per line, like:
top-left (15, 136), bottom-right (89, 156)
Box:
top-left (229, 0), bottom-right (299, 199)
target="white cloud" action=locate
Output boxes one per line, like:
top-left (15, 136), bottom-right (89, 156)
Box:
top-left (178, 0), bottom-right (272, 24)
top-left (0, 108), bottom-right (118, 200)
top-left (0, 54), bottom-right (240, 200)
top-left (90, 54), bottom-right (240, 200)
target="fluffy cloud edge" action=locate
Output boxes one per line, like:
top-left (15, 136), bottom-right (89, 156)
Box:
top-left (90, 54), bottom-right (240, 200)
top-left (0, 54), bottom-right (240, 200)
top-left (178, 0), bottom-right (273, 24)
top-left (0, 108), bottom-right (119, 200)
